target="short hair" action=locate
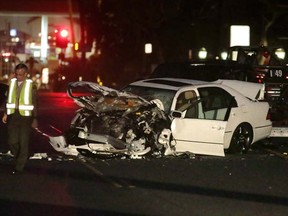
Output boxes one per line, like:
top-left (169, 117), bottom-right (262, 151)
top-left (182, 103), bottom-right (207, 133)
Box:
top-left (15, 63), bottom-right (28, 72)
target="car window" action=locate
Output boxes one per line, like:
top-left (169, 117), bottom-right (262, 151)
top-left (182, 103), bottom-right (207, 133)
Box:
top-left (174, 90), bottom-right (206, 120)
top-left (175, 91), bottom-right (197, 111)
top-left (197, 87), bottom-right (237, 121)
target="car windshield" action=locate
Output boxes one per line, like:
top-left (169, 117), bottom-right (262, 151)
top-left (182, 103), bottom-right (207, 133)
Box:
top-left (123, 85), bottom-right (176, 113)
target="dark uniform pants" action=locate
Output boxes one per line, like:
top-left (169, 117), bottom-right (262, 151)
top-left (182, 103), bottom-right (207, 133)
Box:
top-left (7, 110), bottom-right (32, 171)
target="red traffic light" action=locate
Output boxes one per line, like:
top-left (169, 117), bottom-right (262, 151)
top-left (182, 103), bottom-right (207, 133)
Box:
top-left (59, 29), bottom-right (69, 38)
top-left (55, 28), bottom-right (69, 48)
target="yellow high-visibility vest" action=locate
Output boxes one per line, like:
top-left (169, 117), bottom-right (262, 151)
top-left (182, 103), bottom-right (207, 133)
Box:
top-left (6, 78), bottom-right (34, 116)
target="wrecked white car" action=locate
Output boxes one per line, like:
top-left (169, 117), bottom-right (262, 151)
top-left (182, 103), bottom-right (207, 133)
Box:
top-left (50, 78), bottom-right (272, 158)
top-left (49, 82), bottom-right (173, 159)
top-left (123, 78), bottom-right (272, 156)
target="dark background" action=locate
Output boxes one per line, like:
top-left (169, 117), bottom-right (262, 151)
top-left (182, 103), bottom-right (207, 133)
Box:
top-left (1, 0), bottom-right (288, 89)
top-left (67, 0), bottom-right (288, 88)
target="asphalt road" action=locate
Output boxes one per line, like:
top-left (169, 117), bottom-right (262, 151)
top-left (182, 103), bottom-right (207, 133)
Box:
top-left (0, 92), bottom-right (288, 216)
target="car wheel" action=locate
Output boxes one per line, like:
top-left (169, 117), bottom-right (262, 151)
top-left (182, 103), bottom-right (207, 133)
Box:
top-left (228, 123), bottom-right (253, 154)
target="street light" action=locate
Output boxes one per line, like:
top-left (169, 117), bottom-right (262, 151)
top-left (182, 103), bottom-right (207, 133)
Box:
top-left (144, 43), bottom-right (152, 75)
top-left (145, 43), bottom-right (152, 54)
top-left (198, 47), bottom-right (207, 59)
top-left (221, 51), bottom-right (228, 60)
top-left (275, 48), bottom-right (286, 59)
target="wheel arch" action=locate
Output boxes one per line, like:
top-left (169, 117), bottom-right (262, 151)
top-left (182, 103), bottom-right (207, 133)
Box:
top-left (227, 122), bottom-right (254, 154)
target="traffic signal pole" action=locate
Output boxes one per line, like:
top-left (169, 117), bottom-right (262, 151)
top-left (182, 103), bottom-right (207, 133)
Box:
top-left (68, 0), bottom-right (76, 58)
top-left (40, 15), bottom-right (48, 63)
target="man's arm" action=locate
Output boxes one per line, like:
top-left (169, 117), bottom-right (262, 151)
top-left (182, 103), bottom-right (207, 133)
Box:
top-left (32, 83), bottom-right (38, 119)
top-left (31, 84), bottom-right (38, 128)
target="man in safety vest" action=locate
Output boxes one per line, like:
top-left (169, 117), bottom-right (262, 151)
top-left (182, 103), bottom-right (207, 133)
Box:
top-left (2, 63), bottom-right (38, 174)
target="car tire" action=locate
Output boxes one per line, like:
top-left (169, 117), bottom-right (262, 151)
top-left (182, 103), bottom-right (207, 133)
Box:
top-left (228, 123), bottom-right (253, 154)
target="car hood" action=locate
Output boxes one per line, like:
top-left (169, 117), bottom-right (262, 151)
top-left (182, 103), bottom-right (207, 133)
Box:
top-left (67, 81), bottom-right (154, 113)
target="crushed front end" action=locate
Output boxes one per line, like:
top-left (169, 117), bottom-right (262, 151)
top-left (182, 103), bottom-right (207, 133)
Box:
top-left (49, 81), bottom-right (173, 159)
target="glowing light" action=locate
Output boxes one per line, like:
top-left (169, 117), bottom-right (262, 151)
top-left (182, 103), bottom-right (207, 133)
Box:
top-left (2, 52), bottom-right (11, 57)
top-left (230, 25), bottom-right (250, 46)
top-left (10, 29), bottom-right (17, 37)
top-left (42, 68), bottom-right (49, 84)
top-left (74, 42), bottom-right (79, 51)
top-left (198, 47), bottom-right (207, 59)
top-left (275, 48), bottom-right (286, 59)
top-left (221, 51), bottom-right (228, 60)
top-left (145, 43), bottom-right (152, 54)
top-left (60, 29), bottom-right (69, 38)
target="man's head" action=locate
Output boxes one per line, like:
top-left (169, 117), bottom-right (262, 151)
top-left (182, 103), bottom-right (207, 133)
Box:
top-left (15, 63), bottom-right (29, 82)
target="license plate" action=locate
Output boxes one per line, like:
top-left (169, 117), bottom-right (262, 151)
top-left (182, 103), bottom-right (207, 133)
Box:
top-left (269, 69), bottom-right (283, 77)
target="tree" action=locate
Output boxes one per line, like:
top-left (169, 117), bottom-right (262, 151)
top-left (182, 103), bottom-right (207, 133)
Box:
top-left (259, 0), bottom-right (288, 46)
top-left (77, 0), bottom-right (288, 85)
top-left (78, 0), bottom-right (224, 81)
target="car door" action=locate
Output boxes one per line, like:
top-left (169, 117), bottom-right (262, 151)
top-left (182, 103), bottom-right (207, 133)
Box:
top-left (171, 87), bottom-right (235, 157)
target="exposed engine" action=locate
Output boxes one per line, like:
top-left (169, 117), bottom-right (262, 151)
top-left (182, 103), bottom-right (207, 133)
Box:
top-left (49, 81), bottom-right (173, 159)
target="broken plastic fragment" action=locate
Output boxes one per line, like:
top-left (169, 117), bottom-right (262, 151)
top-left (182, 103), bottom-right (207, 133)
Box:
top-left (29, 153), bottom-right (48, 159)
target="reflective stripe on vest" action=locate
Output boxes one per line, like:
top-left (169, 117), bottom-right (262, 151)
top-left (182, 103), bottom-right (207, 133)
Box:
top-left (6, 79), bottom-right (34, 116)
top-left (6, 78), bottom-right (17, 115)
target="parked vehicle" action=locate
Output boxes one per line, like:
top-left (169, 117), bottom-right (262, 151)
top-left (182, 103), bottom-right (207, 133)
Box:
top-left (225, 46), bottom-right (288, 138)
top-left (149, 59), bottom-right (228, 81)
top-left (269, 84), bottom-right (288, 137)
top-left (226, 46), bottom-right (288, 102)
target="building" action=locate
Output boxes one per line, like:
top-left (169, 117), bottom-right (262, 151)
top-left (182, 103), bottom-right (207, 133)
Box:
top-left (0, 0), bottom-right (81, 79)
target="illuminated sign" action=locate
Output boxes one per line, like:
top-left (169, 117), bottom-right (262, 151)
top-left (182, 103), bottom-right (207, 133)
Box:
top-left (230, 25), bottom-right (250, 46)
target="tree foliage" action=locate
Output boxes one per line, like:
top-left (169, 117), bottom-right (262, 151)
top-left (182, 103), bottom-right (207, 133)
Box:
top-left (73, 0), bottom-right (288, 87)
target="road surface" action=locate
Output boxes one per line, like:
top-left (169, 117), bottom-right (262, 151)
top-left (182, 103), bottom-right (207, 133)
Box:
top-left (0, 92), bottom-right (287, 216)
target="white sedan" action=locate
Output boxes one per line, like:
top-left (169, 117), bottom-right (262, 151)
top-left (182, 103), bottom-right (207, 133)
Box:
top-left (123, 78), bottom-right (272, 156)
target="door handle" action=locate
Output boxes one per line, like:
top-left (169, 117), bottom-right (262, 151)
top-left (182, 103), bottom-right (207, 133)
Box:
top-left (212, 126), bottom-right (224, 130)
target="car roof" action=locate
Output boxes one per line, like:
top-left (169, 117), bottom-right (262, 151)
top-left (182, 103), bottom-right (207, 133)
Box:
top-left (128, 78), bottom-right (210, 91)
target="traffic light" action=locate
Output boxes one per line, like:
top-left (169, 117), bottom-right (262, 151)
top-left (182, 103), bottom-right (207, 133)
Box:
top-left (55, 28), bottom-right (69, 48)
top-left (74, 42), bottom-right (79, 51)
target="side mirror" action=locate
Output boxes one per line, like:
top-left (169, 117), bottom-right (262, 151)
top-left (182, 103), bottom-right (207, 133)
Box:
top-left (171, 110), bottom-right (182, 118)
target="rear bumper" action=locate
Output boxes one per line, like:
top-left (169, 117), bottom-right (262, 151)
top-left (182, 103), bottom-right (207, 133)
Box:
top-left (270, 127), bottom-right (288, 137)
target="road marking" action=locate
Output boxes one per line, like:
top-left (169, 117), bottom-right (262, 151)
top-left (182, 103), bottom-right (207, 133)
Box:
top-left (76, 157), bottom-right (135, 188)
top-left (48, 124), bottom-right (63, 133)
top-left (34, 127), bottom-right (50, 137)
